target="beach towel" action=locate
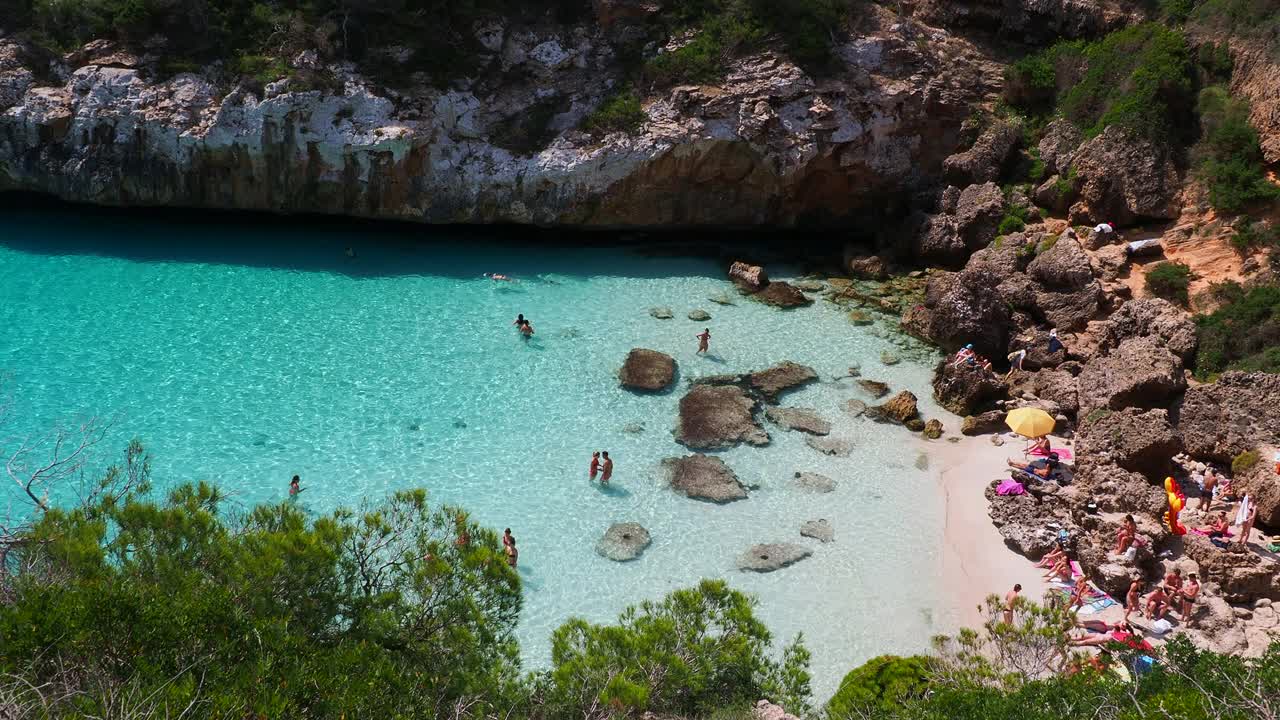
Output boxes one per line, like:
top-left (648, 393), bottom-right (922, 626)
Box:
top-left (1030, 446), bottom-right (1074, 461)
top-left (1070, 560), bottom-right (1084, 578)
top-left (1235, 495), bottom-right (1253, 526)
top-left (996, 478), bottom-right (1025, 496)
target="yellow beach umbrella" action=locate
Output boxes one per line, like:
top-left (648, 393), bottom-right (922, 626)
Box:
top-left (1005, 407), bottom-right (1055, 438)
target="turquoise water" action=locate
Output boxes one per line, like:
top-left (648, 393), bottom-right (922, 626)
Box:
top-left (0, 209), bottom-right (948, 697)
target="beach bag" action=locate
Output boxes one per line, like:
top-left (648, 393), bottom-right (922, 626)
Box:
top-left (996, 479), bottom-right (1026, 496)
top-left (1150, 618), bottom-right (1173, 635)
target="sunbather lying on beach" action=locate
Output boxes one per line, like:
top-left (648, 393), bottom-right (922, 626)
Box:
top-left (1069, 621), bottom-right (1136, 647)
top-left (1007, 453), bottom-right (1060, 480)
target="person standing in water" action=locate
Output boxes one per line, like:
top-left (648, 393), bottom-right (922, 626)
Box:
top-left (505, 536), bottom-right (518, 567)
top-left (600, 451), bottom-right (613, 486)
top-left (519, 320), bottom-right (535, 339)
top-left (289, 475), bottom-right (301, 496)
top-left (513, 314), bottom-right (526, 328)
top-left (696, 328), bottom-right (711, 354)
top-left (589, 451), bottom-right (600, 482)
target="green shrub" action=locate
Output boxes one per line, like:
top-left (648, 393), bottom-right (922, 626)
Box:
top-left (1085, 408), bottom-right (1112, 424)
top-left (1232, 449), bottom-right (1261, 475)
top-left (1005, 24), bottom-right (1194, 142)
top-left (1195, 86), bottom-right (1280, 213)
top-left (233, 53), bottom-right (288, 84)
top-left (583, 87), bottom-right (648, 134)
top-left (997, 205), bottom-right (1029, 236)
top-left (546, 580), bottom-right (812, 718)
top-left (1146, 262), bottom-right (1193, 305)
top-left (1160, 0), bottom-right (1195, 23)
top-left (828, 655), bottom-right (932, 717)
top-left (1195, 283), bottom-right (1280, 374)
top-left (1231, 221), bottom-right (1280, 255)
top-left (1037, 233), bottom-right (1059, 254)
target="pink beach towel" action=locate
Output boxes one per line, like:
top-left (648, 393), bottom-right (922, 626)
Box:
top-left (1030, 447), bottom-right (1074, 460)
top-left (1070, 560), bottom-right (1084, 578)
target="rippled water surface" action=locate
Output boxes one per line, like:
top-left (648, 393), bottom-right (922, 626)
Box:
top-left (0, 209), bottom-right (949, 697)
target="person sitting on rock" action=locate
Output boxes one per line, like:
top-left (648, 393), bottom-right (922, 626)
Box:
top-left (1144, 586), bottom-right (1170, 620)
top-left (1114, 514), bottom-right (1138, 555)
top-left (1044, 553), bottom-right (1073, 583)
top-left (1048, 328), bottom-right (1064, 354)
top-left (1162, 568), bottom-right (1183, 596)
top-left (1197, 512), bottom-right (1231, 539)
top-left (1036, 544), bottom-right (1066, 570)
top-left (952, 344), bottom-right (976, 366)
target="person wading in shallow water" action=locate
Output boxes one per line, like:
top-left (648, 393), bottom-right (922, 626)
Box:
top-left (696, 328), bottom-right (711, 354)
top-left (600, 452), bottom-right (613, 486)
top-left (589, 451), bottom-right (600, 482)
top-left (503, 528), bottom-right (518, 568)
top-left (289, 475), bottom-right (301, 496)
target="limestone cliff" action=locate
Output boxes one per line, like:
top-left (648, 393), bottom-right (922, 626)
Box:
top-left (0, 6), bottom-right (999, 227)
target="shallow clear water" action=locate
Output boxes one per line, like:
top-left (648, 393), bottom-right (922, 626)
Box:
top-left (0, 209), bottom-right (949, 698)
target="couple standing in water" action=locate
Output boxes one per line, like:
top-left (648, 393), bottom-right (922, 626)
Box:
top-left (513, 313), bottom-right (535, 338)
top-left (589, 451), bottom-right (614, 485)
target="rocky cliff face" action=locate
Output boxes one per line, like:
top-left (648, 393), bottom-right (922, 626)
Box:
top-left (0, 6), bottom-right (998, 227)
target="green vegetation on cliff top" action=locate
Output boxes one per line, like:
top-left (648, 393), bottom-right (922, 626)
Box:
top-left (1195, 282), bottom-right (1280, 375)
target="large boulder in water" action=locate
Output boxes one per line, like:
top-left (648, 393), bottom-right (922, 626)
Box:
top-left (663, 454), bottom-right (748, 502)
top-left (729, 261), bottom-right (768, 291)
top-left (1067, 126), bottom-right (1182, 225)
top-left (596, 522), bottom-right (652, 561)
top-left (676, 385), bottom-right (768, 449)
top-left (748, 361), bottom-right (818, 403)
top-left (1076, 337), bottom-right (1185, 419)
top-left (932, 360), bottom-right (1008, 415)
top-left (753, 280), bottom-right (812, 308)
top-left (1074, 408), bottom-right (1180, 479)
top-left (1179, 372), bottom-right (1280, 463)
top-left (618, 348), bottom-right (676, 392)
top-left (867, 390), bottom-right (919, 424)
top-left (736, 543), bottom-right (812, 572)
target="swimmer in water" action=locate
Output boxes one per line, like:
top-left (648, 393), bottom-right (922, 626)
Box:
top-left (519, 321), bottom-right (534, 338)
top-left (589, 451), bottom-right (600, 482)
top-left (513, 313), bottom-right (526, 328)
top-left (289, 475), bottom-right (301, 496)
top-left (696, 328), bottom-right (711, 354)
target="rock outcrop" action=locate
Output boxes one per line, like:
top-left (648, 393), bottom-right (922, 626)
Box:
top-left (664, 454), bottom-right (748, 503)
top-left (1065, 126), bottom-right (1182, 225)
top-left (1235, 450), bottom-right (1280, 529)
top-left (911, 182), bottom-right (1006, 267)
top-left (1178, 372), bottom-right (1280, 463)
top-left (932, 359), bottom-right (1007, 415)
top-left (619, 348), bottom-right (676, 391)
top-left (913, 0), bottom-right (1149, 43)
top-left (596, 522), bottom-right (652, 561)
top-left (1073, 408), bottom-right (1180, 479)
top-left (1076, 337), bottom-right (1185, 418)
top-left (867, 390), bottom-right (920, 425)
top-left (942, 118), bottom-right (1020, 186)
top-left (676, 384), bottom-right (768, 449)
top-left (1096, 298), bottom-right (1198, 363)
top-left (0, 8), bottom-right (997, 227)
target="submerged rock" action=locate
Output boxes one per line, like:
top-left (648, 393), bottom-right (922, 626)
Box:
top-left (800, 519), bottom-right (834, 543)
top-left (663, 454), bottom-right (748, 503)
top-left (737, 543), bottom-right (813, 572)
top-left (857, 379), bottom-right (891, 398)
top-left (748, 361), bottom-right (818, 404)
top-left (867, 390), bottom-right (919, 425)
top-left (765, 407), bottom-right (831, 435)
top-left (676, 384), bottom-right (768, 449)
top-left (650, 307), bottom-right (674, 319)
top-left (596, 522), bottom-right (652, 561)
top-left (806, 436), bottom-right (853, 456)
top-left (619, 348), bottom-right (676, 392)
top-left (843, 398), bottom-right (868, 417)
top-left (793, 471), bottom-right (836, 493)
top-left (688, 309), bottom-right (711, 321)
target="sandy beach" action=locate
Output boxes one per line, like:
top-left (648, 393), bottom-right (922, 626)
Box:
top-left (931, 432), bottom-right (1053, 630)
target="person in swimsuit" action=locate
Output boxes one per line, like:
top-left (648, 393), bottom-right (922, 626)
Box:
top-left (1114, 514), bottom-right (1137, 555)
top-left (1036, 545), bottom-right (1065, 569)
top-left (600, 451), bottom-right (613, 486)
top-left (1026, 435), bottom-right (1051, 456)
top-left (1144, 586), bottom-right (1169, 620)
top-left (1163, 568), bottom-right (1183, 596)
top-left (952, 344), bottom-right (975, 366)
top-left (1069, 575), bottom-right (1091, 610)
top-left (1005, 348), bottom-right (1027, 379)
top-left (503, 528), bottom-right (514, 550)
top-left (513, 314), bottom-right (526, 328)
top-left (1239, 501), bottom-right (1257, 546)
top-left (1124, 577), bottom-right (1142, 623)
top-left (589, 451), bottom-right (600, 482)
top-left (519, 321), bottom-right (534, 338)
top-left (1199, 469), bottom-right (1218, 512)
top-left (505, 536), bottom-right (518, 568)
top-left (1180, 573), bottom-right (1200, 620)
top-left (1070, 621), bottom-right (1134, 647)
top-left (696, 329), bottom-right (711, 354)
top-left (1004, 584), bottom-right (1021, 625)
top-left (289, 475), bottom-right (301, 496)
top-left (485, 273), bottom-right (514, 282)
